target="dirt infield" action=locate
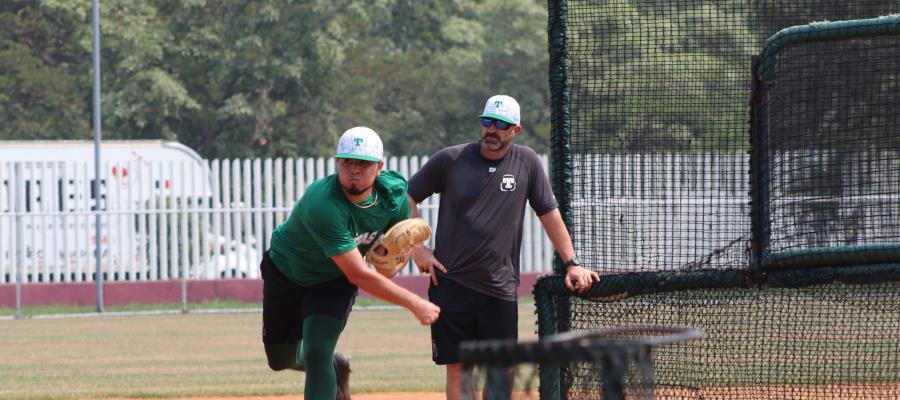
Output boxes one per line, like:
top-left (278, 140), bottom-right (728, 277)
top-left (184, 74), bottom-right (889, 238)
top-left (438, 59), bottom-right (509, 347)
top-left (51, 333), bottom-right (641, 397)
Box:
top-left (114, 394), bottom-right (445, 400)
top-left (659, 383), bottom-right (900, 399)
top-left (106, 383), bottom-right (900, 399)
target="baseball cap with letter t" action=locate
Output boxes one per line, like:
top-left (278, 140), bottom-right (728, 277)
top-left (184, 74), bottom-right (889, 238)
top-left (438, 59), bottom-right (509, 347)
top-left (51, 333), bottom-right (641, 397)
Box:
top-left (477, 95), bottom-right (521, 125)
top-left (335, 126), bottom-right (383, 162)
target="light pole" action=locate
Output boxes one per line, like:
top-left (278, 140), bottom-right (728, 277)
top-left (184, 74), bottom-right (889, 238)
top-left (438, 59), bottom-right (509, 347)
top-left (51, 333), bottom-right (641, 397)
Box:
top-left (92, 0), bottom-right (104, 312)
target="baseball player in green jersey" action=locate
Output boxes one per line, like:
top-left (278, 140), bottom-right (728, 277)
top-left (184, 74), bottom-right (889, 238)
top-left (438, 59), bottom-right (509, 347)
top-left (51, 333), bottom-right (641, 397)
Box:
top-left (261, 126), bottom-right (441, 400)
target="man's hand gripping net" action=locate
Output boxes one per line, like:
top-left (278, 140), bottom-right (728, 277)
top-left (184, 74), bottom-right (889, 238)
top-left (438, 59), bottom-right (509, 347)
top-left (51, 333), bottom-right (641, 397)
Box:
top-left (366, 218), bottom-right (432, 274)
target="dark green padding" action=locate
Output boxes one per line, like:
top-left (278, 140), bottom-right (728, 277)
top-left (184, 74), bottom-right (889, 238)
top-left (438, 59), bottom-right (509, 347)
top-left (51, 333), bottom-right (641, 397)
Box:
top-left (765, 244), bottom-right (900, 268)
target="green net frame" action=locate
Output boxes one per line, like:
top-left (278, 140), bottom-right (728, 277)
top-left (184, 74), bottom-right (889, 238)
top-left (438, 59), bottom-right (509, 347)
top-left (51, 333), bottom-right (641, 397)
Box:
top-left (751, 15), bottom-right (900, 269)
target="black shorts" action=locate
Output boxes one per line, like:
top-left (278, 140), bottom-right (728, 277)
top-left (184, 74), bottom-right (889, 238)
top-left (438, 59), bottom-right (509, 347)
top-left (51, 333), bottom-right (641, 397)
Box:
top-left (428, 277), bottom-right (518, 365)
top-left (261, 251), bottom-right (358, 344)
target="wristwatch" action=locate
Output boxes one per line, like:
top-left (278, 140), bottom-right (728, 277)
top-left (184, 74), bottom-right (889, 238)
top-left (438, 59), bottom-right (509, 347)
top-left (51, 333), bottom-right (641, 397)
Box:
top-left (564, 256), bottom-right (581, 268)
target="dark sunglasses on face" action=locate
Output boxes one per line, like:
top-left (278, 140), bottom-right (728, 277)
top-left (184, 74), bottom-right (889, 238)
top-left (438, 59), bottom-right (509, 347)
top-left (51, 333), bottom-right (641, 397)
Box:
top-left (481, 118), bottom-right (513, 130)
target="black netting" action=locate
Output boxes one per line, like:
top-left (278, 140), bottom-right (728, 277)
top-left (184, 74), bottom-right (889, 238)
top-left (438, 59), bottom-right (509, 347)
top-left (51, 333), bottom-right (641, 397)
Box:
top-left (552, 1), bottom-right (899, 274)
top-left (536, 275), bottom-right (900, 399)
top-left (758, 27), bottom-right (900, 268)
top-left (567, 282), bottom-right (900, 398)
top-left (542, 1), bottom-right (900, 399)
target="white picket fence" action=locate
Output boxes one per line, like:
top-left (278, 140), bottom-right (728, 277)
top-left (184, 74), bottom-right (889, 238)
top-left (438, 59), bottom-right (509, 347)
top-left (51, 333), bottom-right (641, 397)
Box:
top-left (8, 150), bottom-right (896, 285)
top-left (571, 154), bottom-right (751, 272)
top-left (0, 155), bottom-right (554, 284)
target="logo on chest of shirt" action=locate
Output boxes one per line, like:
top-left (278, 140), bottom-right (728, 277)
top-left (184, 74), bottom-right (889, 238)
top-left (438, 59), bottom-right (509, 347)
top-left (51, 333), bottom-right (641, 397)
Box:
top-left (355, 231), bottom-right (380, 245)
top-left (500, 174), bottom-right (516, 192)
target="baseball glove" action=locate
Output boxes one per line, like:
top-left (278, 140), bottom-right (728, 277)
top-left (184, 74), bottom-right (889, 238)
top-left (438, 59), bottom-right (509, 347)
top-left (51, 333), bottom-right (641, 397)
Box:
top-left (366, 218), bottom-right (432, 274)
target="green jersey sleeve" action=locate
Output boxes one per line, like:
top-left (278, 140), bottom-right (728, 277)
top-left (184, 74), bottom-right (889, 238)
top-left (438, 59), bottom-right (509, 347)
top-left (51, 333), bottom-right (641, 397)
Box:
top-left (300, 196), bottom-right (358, 258)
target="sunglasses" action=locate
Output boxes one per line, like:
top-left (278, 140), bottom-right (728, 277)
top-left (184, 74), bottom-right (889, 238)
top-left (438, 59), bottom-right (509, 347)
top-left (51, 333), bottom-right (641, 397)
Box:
top-left (481, 118), bottom-right (513, 130)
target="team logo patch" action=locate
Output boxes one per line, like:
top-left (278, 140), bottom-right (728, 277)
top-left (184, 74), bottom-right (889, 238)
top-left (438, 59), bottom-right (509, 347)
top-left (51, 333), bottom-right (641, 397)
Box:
top-left (500, 174), bottom-right (516, 191)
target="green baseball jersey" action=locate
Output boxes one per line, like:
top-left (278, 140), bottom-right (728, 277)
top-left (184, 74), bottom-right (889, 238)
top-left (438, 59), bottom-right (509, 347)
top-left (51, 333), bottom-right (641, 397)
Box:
top-left (268, 170), bottom-right (411, 286)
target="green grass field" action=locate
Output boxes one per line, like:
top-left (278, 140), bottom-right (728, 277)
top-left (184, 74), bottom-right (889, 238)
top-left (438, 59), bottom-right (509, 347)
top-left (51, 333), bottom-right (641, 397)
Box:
top-left (0, 299), bottom-right (263, 319)
top-left (0, 301), bottom-right (538, 399)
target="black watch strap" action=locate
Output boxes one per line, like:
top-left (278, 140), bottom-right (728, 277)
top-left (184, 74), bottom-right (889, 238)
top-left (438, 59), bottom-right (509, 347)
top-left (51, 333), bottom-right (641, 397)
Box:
top-left (564, 256), bottom-right (581, 268)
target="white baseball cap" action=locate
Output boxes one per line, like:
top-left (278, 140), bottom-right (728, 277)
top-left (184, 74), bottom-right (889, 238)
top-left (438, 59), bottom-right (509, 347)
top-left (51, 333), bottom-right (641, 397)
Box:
top-left (477, 95), bottom-right (521, 125)
top-left (335, 126), bottom-right (383, 162)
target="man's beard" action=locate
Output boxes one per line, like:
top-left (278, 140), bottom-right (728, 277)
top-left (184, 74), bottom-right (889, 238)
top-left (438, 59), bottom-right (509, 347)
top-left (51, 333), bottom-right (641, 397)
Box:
top-left (481, 134), bottom-right (513, 151)
top-left (344, 183), bottom-right (373, 195)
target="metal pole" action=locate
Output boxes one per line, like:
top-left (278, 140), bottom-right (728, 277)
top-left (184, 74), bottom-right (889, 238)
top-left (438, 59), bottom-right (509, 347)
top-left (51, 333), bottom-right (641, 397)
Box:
top-left (181, 164), bottom-right (188, 313)
top-left (14, 163), bottom-right (24, 319)
top-left (92, 0), bottom-right (104, 312)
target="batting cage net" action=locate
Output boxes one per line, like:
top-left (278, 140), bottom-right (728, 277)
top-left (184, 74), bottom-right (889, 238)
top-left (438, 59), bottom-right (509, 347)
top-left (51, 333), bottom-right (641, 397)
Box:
top-left (752, 15), bottom-right (900, 269)
top-left (538, 1), bottom-right (900, 399)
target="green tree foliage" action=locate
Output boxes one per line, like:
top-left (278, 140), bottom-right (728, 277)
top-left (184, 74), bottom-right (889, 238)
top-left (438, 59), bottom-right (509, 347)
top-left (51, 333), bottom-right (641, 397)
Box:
top-left (1, 0), bottom-right (552, 158)
top-left (0, 1), bottom-right (90, 139)
top-left (5, 1), bottom-right (896, 157)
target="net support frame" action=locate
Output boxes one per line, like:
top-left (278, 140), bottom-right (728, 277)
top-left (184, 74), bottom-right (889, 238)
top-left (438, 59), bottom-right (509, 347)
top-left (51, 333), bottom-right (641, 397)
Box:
top-left (751, 15), bottom-right (900, 269)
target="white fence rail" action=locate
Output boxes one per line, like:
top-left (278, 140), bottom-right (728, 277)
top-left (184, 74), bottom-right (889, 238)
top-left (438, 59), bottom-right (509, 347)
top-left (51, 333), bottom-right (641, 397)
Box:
top-left (0, 155), bottom-right (554, 284)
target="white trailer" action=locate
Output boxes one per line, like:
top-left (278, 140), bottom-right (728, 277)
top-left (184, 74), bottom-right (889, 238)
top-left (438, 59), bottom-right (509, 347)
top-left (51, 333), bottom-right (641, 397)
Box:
top-left (0, 140), bottom-right (250, 283)
top-left (0, 140), bottom-right (210, 205)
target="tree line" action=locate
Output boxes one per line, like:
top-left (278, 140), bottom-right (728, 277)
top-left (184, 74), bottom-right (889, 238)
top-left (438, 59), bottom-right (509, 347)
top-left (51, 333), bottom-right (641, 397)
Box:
top-left (3, 1), bottom-right (895, 159)
top-left (1, 0), bottom-right (552, 159)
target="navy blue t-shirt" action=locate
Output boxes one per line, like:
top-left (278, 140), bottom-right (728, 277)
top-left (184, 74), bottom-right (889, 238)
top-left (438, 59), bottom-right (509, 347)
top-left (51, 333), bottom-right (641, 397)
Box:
top-left (408, 143), bottom-right (558, 301)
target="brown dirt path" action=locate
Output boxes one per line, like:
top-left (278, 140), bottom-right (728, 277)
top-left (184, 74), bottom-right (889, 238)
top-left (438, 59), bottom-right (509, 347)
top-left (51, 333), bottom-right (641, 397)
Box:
top-left (104, 383), bottom-right (900, 399)
top-left (104, 394), bottom-right (445, 400)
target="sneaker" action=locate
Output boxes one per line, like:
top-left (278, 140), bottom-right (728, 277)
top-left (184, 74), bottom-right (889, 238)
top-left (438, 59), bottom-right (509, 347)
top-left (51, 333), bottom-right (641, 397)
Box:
top-left (333, 352), bottom-right (352, 400)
